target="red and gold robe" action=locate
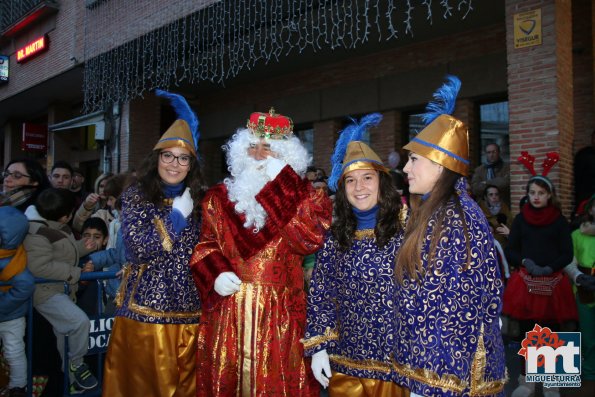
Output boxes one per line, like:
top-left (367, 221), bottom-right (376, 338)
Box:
top-left (190, 165), bottom-right (332, 397)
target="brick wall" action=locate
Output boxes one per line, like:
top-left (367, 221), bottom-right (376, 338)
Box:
top-left (555, 0), bottom-right (576, 215)
top-left (120, 94), bottom-right (161, 172)
top-left (506, 0), bottom-right (575, 217)
top-left (370, 110), bottom-right (401, 167)
top-left (312, 119), bottom-right (341, 175)
top-left (0, 0), bottom-right (84, 101)
top-left (195, 23), bottom-right (505, 182)
top-left (83, 0), bottom-right (215, 57)
top-left (453, 99), bottom-right (479, 173)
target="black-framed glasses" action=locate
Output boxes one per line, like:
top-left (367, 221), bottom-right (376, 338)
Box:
top-left (2, 170), bottom-right (31, 180)
top-left (160, 151), bottom-right (192, 166)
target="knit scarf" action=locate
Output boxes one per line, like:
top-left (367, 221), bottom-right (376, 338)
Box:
top-left (0, 245), bottom-right (27, 291)
top-left (0, 186), bottom-right (37, 208)
top-left (521, 203), bottom-right (560, 226)
top-left (485, 159), bottom-right (503, 180)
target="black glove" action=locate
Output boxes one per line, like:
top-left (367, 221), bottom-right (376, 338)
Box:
top-left (523, 259), bottom-right (553, 276)
top-left (577, 274), bottom-right (595, 291)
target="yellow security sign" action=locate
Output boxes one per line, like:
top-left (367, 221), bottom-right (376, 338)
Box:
top-left (514, 9), bottom-right (542, 48)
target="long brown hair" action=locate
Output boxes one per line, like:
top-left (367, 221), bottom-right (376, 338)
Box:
top-left (137, 150), bottom-right (206, 221)
top-left (395, 168), bottom-right (470, 283)
top-left (332, 171), bottom-right (402, 250)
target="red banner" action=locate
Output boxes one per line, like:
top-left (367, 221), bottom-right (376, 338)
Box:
top-left (21, 123), bottom-right (48, 152)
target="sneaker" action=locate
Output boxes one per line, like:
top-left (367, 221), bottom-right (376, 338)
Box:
top-left (70, 362), bottom-right (98, 390)
top-left (8, 387), bottom-right (26, 397)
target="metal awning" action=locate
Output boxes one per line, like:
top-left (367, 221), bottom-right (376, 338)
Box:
top-left (48, 110), bottom-right (107, 139)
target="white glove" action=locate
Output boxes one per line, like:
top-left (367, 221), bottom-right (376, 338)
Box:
top-left (172, 187), bottom-right (193, 218)
top-left (264, 156), bottom-right (286, 180)
top-left (214, 272), bottom-right (242, 296)
top-left (311, 349), bottom-right (332, 388)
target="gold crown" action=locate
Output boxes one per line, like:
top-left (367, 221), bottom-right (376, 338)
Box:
top-left (153, 119), bottom-right (197, 156)
top-left (403, 114), bottom-right (469, 176)
top-left (246, 107), bottom-right (293, 140)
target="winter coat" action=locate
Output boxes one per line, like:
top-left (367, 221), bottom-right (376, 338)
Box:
top-left (23, 206), bottom-right (93, 306)
top-left (0, 206), bottom-right (35, 321)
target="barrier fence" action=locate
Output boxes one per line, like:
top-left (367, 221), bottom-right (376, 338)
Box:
top-left (1, 271), bottom-right (118, 397)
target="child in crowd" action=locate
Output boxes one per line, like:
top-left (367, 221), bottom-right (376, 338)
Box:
top-left (77, 218), bottom-right (109, 315)
top-left (84, 173), bottom-right (134, 314)
top-left (72, 173), bottom-right (114, 234)
top-left (0, 206), bottom-right (35, 397)
top-left (23, 188), bottom-right (99, 394)
top-left (503, 175), bottom-right (576, 397)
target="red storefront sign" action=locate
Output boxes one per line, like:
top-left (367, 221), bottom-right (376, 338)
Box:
top-left (21, 123), bottom-right (48, 152)
top-left (16, 35), bottom-right (48, 63)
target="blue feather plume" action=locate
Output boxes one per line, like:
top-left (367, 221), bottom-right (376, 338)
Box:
top-left (155, 89), bottom-right (200, 154)
top-left (420, 75), bottom-right (461, 126)
top-left (328, 113), bottom-right (383, 192)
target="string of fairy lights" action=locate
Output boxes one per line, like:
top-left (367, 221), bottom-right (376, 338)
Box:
top-left (82, 0), bottom-right (474, 113)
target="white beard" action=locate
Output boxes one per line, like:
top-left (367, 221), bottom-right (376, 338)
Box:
top-left (224, 156), bottom-right (270, 232)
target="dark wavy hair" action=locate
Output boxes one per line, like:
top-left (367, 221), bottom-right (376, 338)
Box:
top-left (332, 170), bottom-right (402, 251)
top-left (6, 158), bottom-right (50, 190)
top-left (136, 150), bottom-right (207, 220)
top-left (395, 168), bottom-right (470, 283)
top-left (5, 158), bottom-right (51, 211)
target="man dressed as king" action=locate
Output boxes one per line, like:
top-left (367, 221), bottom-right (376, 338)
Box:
top-left (190, 108), bottom-right (332, 396)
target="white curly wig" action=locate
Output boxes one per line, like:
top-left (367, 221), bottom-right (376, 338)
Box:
top-left (223, 128), bottom-right (311, 231)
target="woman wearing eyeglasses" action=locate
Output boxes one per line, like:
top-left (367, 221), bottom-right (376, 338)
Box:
top-left (103, 91), bottom-right (206, 397)
top-left (1, 158), bottom-right (50, 211)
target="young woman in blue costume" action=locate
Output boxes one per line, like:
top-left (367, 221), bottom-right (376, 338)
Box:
top-left (392, 76), bottom-right (507, 397)
top-left (103, 90), bottom-right (205, 397)
top-left (303, 114), bottom-right (409, 396)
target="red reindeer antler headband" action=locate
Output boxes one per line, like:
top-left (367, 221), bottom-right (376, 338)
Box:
top-left (518, 151), bottom-right (559, 190)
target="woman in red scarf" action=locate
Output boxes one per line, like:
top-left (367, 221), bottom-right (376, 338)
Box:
top-left (503, 176), bottom-right (577, 397)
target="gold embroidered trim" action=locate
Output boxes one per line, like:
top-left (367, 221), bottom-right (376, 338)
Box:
top-left (163, 198), bottom-right (174, 206)
top-left (399, 204), bottom-right (409, 227)
top-left (329, 354), bottom-right (392, 374)
top-left (153, 216), bottom-right (173, 252)
top-left (392, 358), bottom-right (467, 393)
top-left (126, 263), bottom-right (200, 319)
top-left (128, 302), bottom-right (201, 319)
top-left (469, 323), bottom-right (507, 396)
top-left (301, 327), bottom-right (339, 349)
top-left (392, 324), bottom-right (507, 396)
top-left (354, 229), bottom-right (375, 240)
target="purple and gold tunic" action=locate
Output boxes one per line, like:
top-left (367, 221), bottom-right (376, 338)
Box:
top-left (392, 181), bottom-right (507, 397)
top-left (103, 183), bottom-right (201, 397)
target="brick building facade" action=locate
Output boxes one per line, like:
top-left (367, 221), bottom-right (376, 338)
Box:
top-left (1, 0), bottom-right (593, 217)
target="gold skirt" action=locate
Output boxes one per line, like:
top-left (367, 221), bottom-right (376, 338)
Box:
top-left (102, 316), bottom-right (198, 397)
top-left (329, 371), bottom-right (410, 397)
